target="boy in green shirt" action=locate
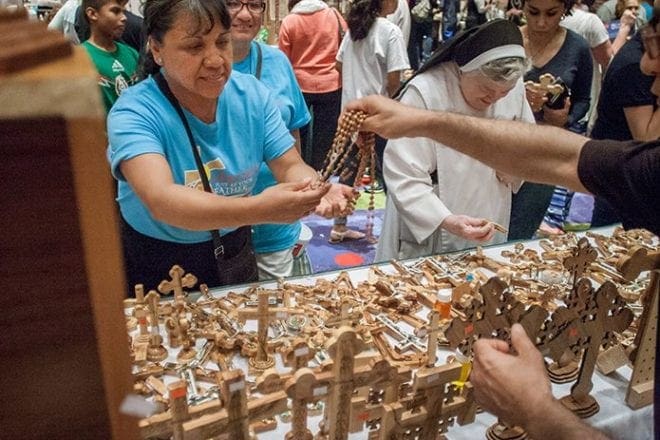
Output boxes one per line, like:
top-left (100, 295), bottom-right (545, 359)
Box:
top-left (81, 0), bottom-right (139, 113)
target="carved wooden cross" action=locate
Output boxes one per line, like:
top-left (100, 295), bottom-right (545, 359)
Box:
top-left (563, 237), bottom-right (598, 287)
top-left (285, 368), bottom-right (332, 440)
top-left (559, 280), bottom-right (633, 418)
top-left (158, 265), bottom-right (197, 305)
top-left (322, 326), bottom-right (367, 440)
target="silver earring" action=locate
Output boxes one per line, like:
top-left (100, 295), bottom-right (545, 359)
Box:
top-left (156, 58), bottom-right (162, 64)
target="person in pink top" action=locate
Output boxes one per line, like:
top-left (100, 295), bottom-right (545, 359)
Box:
top-left (278, 0), bottom-right (347, 170)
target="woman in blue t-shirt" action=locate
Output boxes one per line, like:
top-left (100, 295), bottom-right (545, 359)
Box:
top-left (107, 0), bottom-right (355, 294)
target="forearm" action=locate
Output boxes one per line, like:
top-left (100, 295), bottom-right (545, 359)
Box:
top-left (524, 398), bottom-right (610, 440)
top-left (416, 111), bottom-right (589, 192)
top-left (639, 109), bottom-right (660, 141)
top-left (146, 184), bottom-right (268, 230)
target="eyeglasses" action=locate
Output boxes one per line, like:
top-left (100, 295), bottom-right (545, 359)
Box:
top-left (641, 25), bottom-right (660, 59)
top-left (226, 0), bottom-right (266, 13)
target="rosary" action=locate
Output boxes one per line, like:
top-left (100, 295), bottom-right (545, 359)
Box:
top-left (318, 110), bottom-right (378, 242)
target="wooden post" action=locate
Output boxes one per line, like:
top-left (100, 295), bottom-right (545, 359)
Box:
top-left (169, 380), bottom-right (190, 440)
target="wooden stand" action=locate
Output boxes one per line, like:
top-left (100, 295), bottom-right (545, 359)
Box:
top-left (617, 247), bottom-right (659, 409)
top-left (0, 15), bottom-right (138, 440)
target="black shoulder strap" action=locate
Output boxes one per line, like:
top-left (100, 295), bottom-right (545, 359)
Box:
top-left (255, 42), bottom-right (263, 80)
top-left (153, 71), bottom-right (226, 258)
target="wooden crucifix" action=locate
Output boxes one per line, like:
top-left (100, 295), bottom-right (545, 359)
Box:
top-left (144, 290), bottom-right (168, 362)
top-left (237, 288), bottom-right (292, 372)
top-left (158, 265), bottom-right (198, 305)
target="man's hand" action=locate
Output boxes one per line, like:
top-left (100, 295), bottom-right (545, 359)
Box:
top-left (315, 183), bottom-right (358, 218)
top-left (441, 215), bottom-right (495, 242)
top-left (344, 95), bottom-right (428, 139)
top-left (471, 324), bottom-right (553, 428)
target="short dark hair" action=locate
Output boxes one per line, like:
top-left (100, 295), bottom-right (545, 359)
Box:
top-left (82, 0), bottom-right (114, 24)
top-left (139, 0), bottom-right (232, 79)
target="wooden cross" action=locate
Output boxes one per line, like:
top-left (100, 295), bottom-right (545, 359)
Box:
top-left (179, 369), bottom-right (288, 439)
top-left (563, 237), bottom-right (598, 287)
top-left (321, 326), bottom-right (367, 440)
top-left (425, 311), bottom-right (441, 368)
top-left (285, 368), bottom-right (332, 440)
top-left (237, 288), bottom-right (291, 371)
top-left (558, 280), bottom-right (634, 418)
top-left (379, 363), bottom-right (468, 440)
top-left (168, 380), bottom-right (190, 440)
top-left (158, 265), bottom-right (198, 305)
top-left (283, 338), bottom-right (315, 372)
top-left (145, 290), bottom-right (167, 362)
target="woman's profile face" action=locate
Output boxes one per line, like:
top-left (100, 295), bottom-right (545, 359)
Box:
top-left (150, 11), bottom-right (233, 102)
top-left (459, 72), bottom-right (515, 111)
top-left (524, 0), bottom-right (565, 34)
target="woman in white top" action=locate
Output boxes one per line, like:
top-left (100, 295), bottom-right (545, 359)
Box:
top-left (377, 19), bottom-right (535, 261)
top-left (332, 0), bottom-right (410, 242)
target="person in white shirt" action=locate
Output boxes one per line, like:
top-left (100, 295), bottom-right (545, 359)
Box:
top-left (47, 0), bottom-right (81, 43)
top-left (331, 0), bottom-right (410, 243)
top-left (387, 0), bottom-right (412, 46)
top-left (377, 19), bottom-right (534, 260)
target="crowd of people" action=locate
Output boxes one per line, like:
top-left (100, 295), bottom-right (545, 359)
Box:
top-left (42, 0), bottom-right (659, 436)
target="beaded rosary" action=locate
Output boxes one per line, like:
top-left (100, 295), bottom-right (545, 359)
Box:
top-left (318, 110), bottom-right (377, 242)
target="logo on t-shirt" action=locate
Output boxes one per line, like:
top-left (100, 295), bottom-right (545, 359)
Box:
top-left (111, 59), bottom-right (125, 73)
top-left (185, 158), bottom-right (225, 191)
top-left (115, 75), bottom-right (129, 96)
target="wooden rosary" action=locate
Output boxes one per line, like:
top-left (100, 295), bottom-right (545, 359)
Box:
top-left (318, 110), bottom-right (378, 241)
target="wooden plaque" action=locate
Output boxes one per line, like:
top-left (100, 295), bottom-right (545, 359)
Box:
top-left (0, 46), bottom-right (139, 439)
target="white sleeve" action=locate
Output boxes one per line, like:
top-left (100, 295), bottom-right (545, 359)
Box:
top-left (384, 85), bottom-right (451, 244)
top-left (386, 26), bottom-right (410, 72)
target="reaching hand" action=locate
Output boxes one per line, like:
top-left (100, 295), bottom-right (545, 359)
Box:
top-left (525, 86), bottom-right (548, 113)
top-left (471, 324), bottom-right (553, 428)
top-left (344, 95), bottom-right (427, 139)
top-left (258, 178), bottom-right (330, 223)
top-left (315, 183), bottom-right (359, 218)
top-left (441, 214), bottom-right (495, 242)
top-left (620, 9), bottom-right (636, 29)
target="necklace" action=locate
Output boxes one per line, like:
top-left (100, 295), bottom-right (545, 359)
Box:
top-left (526, 29), bottom-right (560, 62)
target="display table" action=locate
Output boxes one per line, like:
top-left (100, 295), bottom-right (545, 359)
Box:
top-left (130, 227), bottom-right (655, 439)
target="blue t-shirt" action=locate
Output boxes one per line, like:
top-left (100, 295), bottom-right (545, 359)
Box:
top-left (108, 71), bottom-right (294, 243)
top-left (233, 41), bottom-right (311, 253)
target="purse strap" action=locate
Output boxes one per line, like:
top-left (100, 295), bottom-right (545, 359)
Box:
top-left (153, 71), bottom-right (226, 259)
top-left (331, 8), bottom-right (344, 48)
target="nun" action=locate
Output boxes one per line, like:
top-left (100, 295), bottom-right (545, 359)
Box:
top-left (376, 19), bottom-right (535, 262)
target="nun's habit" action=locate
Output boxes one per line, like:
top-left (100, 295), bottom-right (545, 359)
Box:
top-left (376, 19), bottom-right (536, 262)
